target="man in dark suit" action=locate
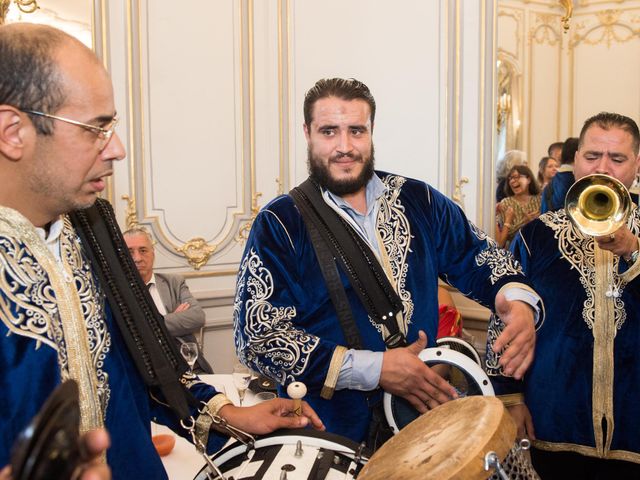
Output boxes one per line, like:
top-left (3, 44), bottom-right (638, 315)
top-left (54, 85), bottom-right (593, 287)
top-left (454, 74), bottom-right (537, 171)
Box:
top-left (124, 227), bottom-right (213, 373)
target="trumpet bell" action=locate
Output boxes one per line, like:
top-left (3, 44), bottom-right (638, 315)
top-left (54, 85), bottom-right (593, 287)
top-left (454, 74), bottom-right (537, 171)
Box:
top-left (565, 174), bottom-right (631, 236)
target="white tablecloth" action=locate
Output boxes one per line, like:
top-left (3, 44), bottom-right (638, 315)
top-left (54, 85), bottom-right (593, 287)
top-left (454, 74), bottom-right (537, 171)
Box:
top-left (155, 374), bottom-right (259, 480)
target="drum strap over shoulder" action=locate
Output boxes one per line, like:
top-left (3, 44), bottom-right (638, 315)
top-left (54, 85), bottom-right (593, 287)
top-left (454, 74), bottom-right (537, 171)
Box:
top-left (290, 178), bottom-right (406, 349)
top-left (70, 198), bottom-right (197, 421)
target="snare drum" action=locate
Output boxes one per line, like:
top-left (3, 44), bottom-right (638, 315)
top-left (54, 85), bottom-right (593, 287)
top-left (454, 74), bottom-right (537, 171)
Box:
top-left (361, 396), bottom-right (539, 480)
top-left (193, 429), bottom-right (369, 480)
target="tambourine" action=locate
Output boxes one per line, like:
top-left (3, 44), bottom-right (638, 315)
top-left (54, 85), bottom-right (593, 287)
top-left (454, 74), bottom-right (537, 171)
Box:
top-left (10, 380), bottom-right (82, 480)
top-left (384, 344), bottom-right (494, 434)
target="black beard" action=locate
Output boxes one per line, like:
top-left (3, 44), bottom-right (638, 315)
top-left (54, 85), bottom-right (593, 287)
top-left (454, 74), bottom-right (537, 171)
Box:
top-left (307, 145), bottom-right (375, 195)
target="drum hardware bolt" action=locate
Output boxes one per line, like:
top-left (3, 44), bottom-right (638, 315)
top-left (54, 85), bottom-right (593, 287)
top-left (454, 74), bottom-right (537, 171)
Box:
top-left (518, 438), bottom-right (531, 451)
top-left (318, 451), bottom-right (324, 459)
top-left (281, 464), bottom-right (296, 471)
top-left (279, 471), bottom-right (287, 480)
top-left (333, 456), bottom-right (340, 465)
top-left (436, 350), bottom-right (442, 356)
top-left (354, 442), bottom-right (368, 466)
top-left (484, 451), bottom-right (510, 480)
top-left (294, 440), bottom-right (304, 457)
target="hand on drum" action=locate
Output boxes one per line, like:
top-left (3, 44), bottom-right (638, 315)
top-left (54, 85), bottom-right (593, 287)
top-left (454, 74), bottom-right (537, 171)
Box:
top-left (379, 330), bottom-right (458, 414)
top-left (507, 403), bottom-right (536, 441)
top-left (493, 294), bottom-right (536, 379)
top-left (218, 398), bottom-right (325, 435)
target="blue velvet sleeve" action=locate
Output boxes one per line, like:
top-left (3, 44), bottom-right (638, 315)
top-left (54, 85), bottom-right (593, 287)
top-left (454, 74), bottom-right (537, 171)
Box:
top-left (233, 196), bottom-right (343, 397)
top-left (424, 185), bottom-right (530, 307)
top-left (149, 379), bottom-right (229, 454)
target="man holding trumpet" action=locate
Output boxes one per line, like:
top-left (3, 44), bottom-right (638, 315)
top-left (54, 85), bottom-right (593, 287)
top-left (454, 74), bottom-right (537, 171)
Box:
top-left (488, 112), bottom-right (640, 479)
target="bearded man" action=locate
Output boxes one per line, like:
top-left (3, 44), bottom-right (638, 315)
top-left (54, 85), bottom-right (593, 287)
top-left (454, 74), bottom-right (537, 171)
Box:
top-left (233, 78), bottom-right (541, 448)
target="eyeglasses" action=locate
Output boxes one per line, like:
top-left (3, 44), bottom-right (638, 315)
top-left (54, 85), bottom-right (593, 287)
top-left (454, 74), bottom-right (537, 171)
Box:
top-left (508, 174), bottom-right (526, 181)
top-left (21, 109), bottom-right (119, 152)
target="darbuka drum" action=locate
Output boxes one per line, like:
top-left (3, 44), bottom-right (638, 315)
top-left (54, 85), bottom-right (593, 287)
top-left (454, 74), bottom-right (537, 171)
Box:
top-left (361, 396), bottom-right (538, 480)
top-left (384, 346), bottom-right (494, 434)
top-left (194, 429), bottom-right (369, 480)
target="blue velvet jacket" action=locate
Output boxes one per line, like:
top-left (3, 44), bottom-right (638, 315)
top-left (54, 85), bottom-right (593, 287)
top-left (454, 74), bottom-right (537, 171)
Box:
top-left (540, 166), bottom-right (575, 213)
top-left (234, 172), bottom-right (532, 442)
top-left (488, 207), bottom-right (640, 463)
top-left (0, 206), bottom-right (228, 479)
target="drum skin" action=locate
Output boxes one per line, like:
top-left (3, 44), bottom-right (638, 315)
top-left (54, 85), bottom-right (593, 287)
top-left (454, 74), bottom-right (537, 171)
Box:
top-left (359, 396), bottom-right (516, 480)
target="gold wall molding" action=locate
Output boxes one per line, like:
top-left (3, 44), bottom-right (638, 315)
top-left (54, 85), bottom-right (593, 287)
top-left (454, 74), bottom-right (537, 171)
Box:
top-left (121, 194), bottom-right (140, 230)
top-left (571, 9), bottom-right (640, 48)
top-left (235, 191), bottom-right (262, 243)
top-left (453, 177), bottom-right (470, 209)
top-left (560, 0), bottom-right (574, 32)
top-left (530, 13), bottom-right (562, 45)
top-left (123, 0), bottom-right (258, 276)
top-left (175, 238), bottom-right (218, 271)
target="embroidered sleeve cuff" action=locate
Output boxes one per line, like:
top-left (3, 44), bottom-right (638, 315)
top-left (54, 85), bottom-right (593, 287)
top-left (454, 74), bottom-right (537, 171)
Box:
top-left (195, 393), bottom-right (233, 447)
top-left (498, 393), bottom-right (525, 407)
top-left (321, 345), bottom-right (348, 399)
top-left (498, 282), bottom-right (544, 328)
top-left (620, 237), bottom-right (640, 283)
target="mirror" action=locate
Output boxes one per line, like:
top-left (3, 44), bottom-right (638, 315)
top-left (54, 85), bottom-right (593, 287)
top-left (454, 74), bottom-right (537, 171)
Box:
top-left (495, 0), bottom-right (640, 204)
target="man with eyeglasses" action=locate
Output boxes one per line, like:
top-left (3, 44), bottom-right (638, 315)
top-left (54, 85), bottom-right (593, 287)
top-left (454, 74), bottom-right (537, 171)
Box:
top-left (0, 23), bottom-right (322, 480)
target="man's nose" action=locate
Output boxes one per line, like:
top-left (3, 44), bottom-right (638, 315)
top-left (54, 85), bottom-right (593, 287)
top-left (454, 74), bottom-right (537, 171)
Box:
top-left (103, 132), bottom-right (126, 161)
top-left (336, 131), bottom-right (353, 153)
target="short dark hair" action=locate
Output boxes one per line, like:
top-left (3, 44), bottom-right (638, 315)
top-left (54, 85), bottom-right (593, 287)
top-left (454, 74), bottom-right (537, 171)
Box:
top-left (579, 112), bottom-right (640, 156)
top-left (547, 142), bottom-right (564, 157)
top-left (303, 78), bottom-right (376, 126)
top-left (504, 165), bottom-right (540, 197)
top-left (0, 23), bottom-right (68, 135)
top-left (560, 137), bottom-right (579, 165)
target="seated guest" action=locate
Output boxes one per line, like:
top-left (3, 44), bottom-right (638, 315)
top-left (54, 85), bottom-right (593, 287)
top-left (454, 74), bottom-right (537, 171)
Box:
top-left (540, 137), bottom-right (579, 213)
top-left (496, 150), bottom-right (528, 202)
top-left (495, 165), bottom-right (541, 248)
top-left (537, 156), bottom-right (558, 190)
top-left (124, 227), bottom-right (214, 374)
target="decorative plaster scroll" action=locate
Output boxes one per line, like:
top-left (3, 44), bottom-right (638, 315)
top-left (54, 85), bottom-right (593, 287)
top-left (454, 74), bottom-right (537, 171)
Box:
top-left (236, 192), bottom-right (262, 243)
top-left (530, 13), bottom-right (562, 46)
top-left (571, 9), bottom-right (640, 48)
top-left (120, 195), bottom-right (140, 230)
top-left (175, 238), bottom-right (217, 270)
top-left (453, 177), bottom-right (470, 211)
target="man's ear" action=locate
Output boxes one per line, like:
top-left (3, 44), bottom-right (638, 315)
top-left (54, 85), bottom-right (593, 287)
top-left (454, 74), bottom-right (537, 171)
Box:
top-left (303, 122), bottom-right (311, 142)
top-left (0, 106), bottom-right (28, 161)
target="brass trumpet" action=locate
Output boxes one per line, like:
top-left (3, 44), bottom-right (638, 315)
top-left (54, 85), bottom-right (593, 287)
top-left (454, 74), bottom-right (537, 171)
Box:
top-left (565, 174), bottom-right (631, 236)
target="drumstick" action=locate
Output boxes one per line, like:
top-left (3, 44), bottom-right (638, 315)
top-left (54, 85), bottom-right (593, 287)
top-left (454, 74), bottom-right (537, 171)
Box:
top-left (286, 382), bottom-right (307, 417)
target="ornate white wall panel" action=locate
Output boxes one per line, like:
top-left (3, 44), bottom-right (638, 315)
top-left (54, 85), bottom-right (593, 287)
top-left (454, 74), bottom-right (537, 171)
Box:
top-left (288, 1), bottom-right (446, 189)
top-left (92, 0), bottom-right (498, 372)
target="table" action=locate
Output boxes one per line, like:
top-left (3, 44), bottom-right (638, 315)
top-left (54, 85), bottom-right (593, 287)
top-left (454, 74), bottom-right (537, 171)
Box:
top-left (156, 374), bottom-right (259, 480)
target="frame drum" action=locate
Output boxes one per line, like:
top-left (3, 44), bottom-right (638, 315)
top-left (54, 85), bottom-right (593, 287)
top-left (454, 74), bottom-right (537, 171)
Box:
top-left (384, 347), bottom-right (494, 434)
top-left (193, 428), bottom-right (369, 480)
top-left (361, 396), bottom-right (515, 480)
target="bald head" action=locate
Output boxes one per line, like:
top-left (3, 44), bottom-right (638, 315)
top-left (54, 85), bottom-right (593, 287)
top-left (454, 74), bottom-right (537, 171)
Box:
top-left (0, 23), bottom-right (100, 134)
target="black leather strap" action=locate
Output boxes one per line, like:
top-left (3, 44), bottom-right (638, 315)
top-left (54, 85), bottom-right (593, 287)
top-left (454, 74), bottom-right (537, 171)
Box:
top-left (290, 179), bottom-right (406, 348)
top-left (70, 198), bottom-right (197, 420)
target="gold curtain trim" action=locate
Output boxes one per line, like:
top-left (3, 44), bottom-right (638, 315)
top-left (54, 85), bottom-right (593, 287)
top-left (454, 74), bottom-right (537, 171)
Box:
top-left (321, 345), bottom-right (347, 400)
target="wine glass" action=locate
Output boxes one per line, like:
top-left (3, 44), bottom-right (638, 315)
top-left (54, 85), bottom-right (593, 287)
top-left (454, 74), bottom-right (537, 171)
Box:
top-left (180, 342), bottom-right (199, 376)
top-left (232, 363), bottom-right (251, 406)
